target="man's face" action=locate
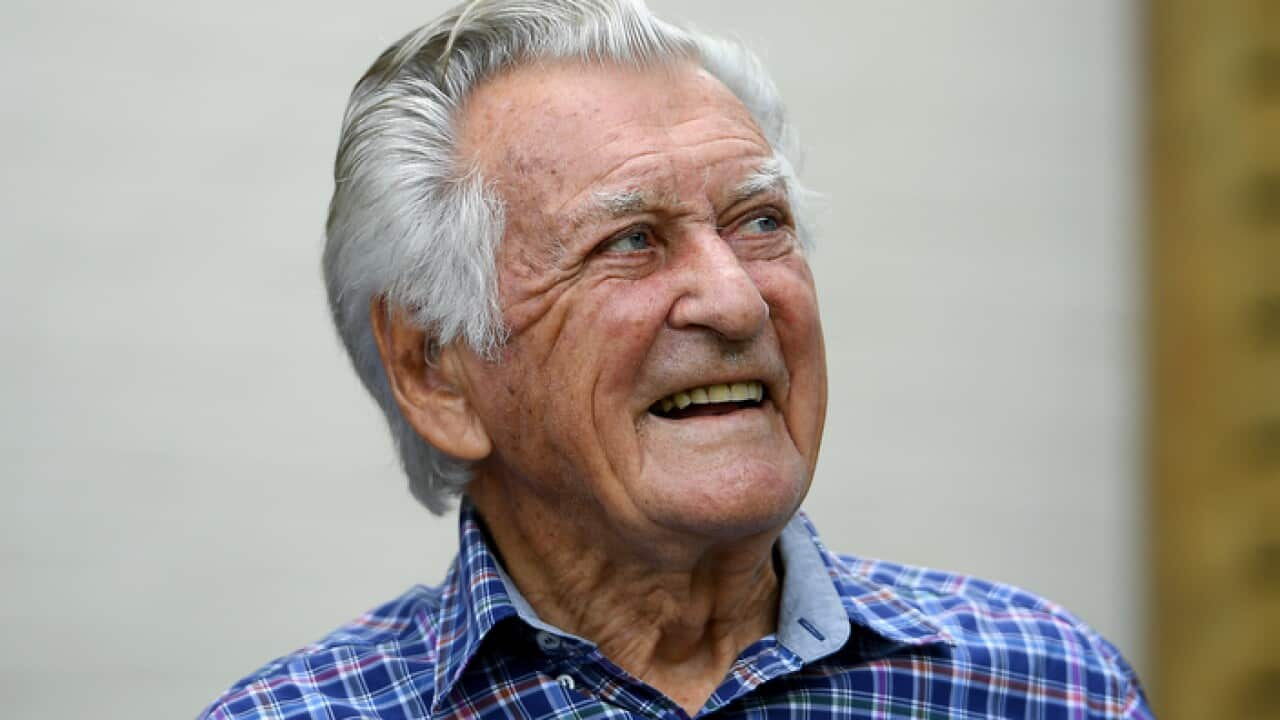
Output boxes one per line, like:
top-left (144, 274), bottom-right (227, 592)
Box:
top-left (456, 61), bottom-right (826, 543)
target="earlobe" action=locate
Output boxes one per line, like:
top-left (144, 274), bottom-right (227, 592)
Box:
top-left (369, 298), bottom-right (493, 462)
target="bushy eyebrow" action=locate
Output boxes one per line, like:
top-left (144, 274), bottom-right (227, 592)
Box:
top-left (728, 157), bottom-right (787, 205)
top-left (566, 158), bottom-right (788, 230)
top-left (591, 188), bottom-right (650, 217)
top-left (561, 188), bottom-right (654, 232)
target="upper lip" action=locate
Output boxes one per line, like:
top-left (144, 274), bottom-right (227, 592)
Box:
top-left (635, 339), bottom-right (788, 416)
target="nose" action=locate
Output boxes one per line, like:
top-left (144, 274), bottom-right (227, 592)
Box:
top-left (667, 232), bottom-right (769, 341)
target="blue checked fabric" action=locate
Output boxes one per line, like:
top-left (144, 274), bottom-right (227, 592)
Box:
top-left (202, 503), bottom-right (1152, 719)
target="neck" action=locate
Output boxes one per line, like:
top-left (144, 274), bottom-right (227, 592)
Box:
top-left (467, 478), bottom-right (784, 716)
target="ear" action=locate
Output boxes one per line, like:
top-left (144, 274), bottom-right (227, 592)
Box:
top-left (369, 298), bottom-right (492, 462)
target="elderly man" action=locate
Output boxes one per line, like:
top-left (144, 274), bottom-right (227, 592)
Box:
top-left (204, 1), bottom-right (1151, 718)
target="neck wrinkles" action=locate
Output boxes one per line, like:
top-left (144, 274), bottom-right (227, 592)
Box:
top-left (466, 479), bottom-right (783, 692)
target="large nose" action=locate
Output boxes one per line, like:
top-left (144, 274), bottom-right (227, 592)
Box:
top-left (667, 231), bottom-right (769, 341)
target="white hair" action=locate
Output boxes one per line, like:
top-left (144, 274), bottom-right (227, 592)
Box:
top-left (323, 0), bottom-right (812, 514)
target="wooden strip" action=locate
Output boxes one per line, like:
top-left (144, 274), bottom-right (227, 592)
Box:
top-left (1149, 0), bottom-right (1279, 717)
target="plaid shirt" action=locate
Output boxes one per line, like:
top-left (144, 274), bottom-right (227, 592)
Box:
top-left (202, 503), bottom-right (1152, 719)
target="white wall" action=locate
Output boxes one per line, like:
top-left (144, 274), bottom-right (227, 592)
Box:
top-left (0, 1), bottom-right (1142, 717)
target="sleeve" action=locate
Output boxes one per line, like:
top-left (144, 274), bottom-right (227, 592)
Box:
top-left (1119, 677), bottom-right (1156, 719)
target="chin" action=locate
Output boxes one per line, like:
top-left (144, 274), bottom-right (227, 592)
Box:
top-left (636, 461), bottom-right (810, 543)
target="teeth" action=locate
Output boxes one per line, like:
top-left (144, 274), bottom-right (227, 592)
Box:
top-left (655, 381), bottom-right (764, 414)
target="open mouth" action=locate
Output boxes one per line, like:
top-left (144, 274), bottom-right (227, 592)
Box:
top-left (649, 381), bottom-right (767, 420)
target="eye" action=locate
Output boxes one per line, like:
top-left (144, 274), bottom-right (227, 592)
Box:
top-left (739, 215), bottom-right (781, 235)
top-left (601, 228), bottom-right (652, 254)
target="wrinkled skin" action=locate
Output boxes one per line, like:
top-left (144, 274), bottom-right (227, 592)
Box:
top-left (457, 60), bottom-right (826, 552)
top-left (375, 59), bottom-right (827, 713)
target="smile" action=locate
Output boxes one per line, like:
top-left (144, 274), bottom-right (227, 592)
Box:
top-left (650, 381), bottom-right (766, 419)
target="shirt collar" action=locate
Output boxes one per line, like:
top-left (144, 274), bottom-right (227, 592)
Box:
top-left (429, 499), bottom-right (520, 711)
top-left (782, 512), bottom-right (955, 652)
top-left (432, 500), bottom-right (952, 708)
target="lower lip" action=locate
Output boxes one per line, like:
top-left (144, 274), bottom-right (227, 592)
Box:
top-left (646, 399), bottom-right (773, 426)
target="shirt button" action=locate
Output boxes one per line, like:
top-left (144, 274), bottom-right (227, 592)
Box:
top-left (535, 631), bottom-right (563, 653)
top-left (555, 674), bottom-right (576, 691)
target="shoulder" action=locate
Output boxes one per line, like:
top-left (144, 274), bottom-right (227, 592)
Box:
top-left (828, 553), bottom-right (1151, 717)
top-left (198, 585), bottom-right (444, 720)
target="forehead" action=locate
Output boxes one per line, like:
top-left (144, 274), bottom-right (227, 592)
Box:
top-left (456, 60), bottom-right (774, 222)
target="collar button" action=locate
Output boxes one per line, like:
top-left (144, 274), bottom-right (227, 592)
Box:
top-left (535, 630), bottom-right (564, 653)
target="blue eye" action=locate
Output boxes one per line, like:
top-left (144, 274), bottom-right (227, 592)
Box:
top-left (742, 216), bottom-right (780, 235)
top-left (603, 230), bottom-right (650, 253)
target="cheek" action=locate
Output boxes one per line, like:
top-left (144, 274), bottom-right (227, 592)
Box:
top-left (472, 353), bottom-right (548, 447)
top-left (752, 259), bottom-right (823, 356)
top-left (508, 282), bottom-right (659, 433)
top-left (582, 283), bottom-right (668, 411)
top-left (498, 292), bottom-right (657, 485)
top-left (473, 346), bottom-right (600, 488)
top-left (752, 260), bottom-right (827, 455)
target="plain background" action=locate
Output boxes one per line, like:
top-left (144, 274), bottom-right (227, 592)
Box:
top-left (1, 1), bottom-right (1143, 717)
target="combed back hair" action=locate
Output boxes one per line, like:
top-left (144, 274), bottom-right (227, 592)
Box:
top-left (323, 0), bottom-right (811, 514)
